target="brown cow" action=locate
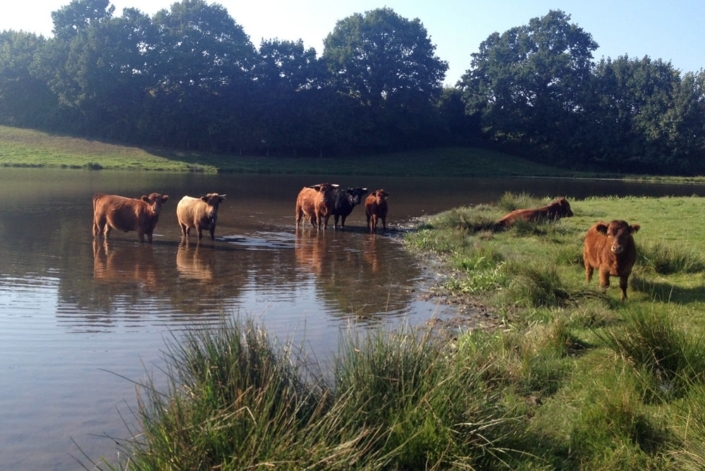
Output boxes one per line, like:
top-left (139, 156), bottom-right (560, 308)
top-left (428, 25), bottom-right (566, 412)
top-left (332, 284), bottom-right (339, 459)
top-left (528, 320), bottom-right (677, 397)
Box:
top-left (93, 193), bottom-right (169, 243)
top-left (295, 183), bottom-right (339, 230)
top-left (583, 220), bottom-right (640, 301)
top-left (496, 197), bottom-right (574, 228)
top-left (176, 193), bottom-right (226, 241)
top-left (365, 189), bottom-right (389, 233)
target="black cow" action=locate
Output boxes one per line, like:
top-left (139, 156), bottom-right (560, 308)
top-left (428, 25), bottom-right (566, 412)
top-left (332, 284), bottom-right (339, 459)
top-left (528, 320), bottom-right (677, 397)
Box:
top-left (332, 187), bottom-right (368, 229)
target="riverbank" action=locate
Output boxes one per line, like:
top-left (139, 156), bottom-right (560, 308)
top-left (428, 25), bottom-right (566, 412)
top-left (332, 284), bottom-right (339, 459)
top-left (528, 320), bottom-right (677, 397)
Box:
top-left (103, 194), bottom-right (705, 470)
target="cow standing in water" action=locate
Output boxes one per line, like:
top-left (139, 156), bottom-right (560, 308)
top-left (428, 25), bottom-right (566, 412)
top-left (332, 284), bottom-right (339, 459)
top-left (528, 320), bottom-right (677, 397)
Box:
top-left (495, 197), bottom-right (574, 228)
top-left (583, 220), bottom-right (640, 301)
top-left (176, 193), bottom-right (226, 241)
top-left (92, 193), bottom-right (169, 243)
top-left (365, 189), bottom-right (389, 233)
top-left (295, 183), bottom-right (339, 230)
top-left (331, 187), bottom-right (368, 230)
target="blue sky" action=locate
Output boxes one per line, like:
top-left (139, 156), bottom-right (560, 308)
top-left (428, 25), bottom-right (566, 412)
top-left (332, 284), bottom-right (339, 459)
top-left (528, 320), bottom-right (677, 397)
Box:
top-left (2, 0), bottom-right (703, 85)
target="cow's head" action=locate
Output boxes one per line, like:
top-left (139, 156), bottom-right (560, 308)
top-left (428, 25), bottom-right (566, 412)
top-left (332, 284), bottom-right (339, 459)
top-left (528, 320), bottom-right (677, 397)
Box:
top-left (596, 220), bottom-right (640, 254)
top-left (371, 189), bottom-right (389, 201)
top-left (142, 193), bottom-right (169, 215)
top-left (200, 193), bottom-right (226, 220)
top-left (551, 197), bottom-right (573, 217)
top-left (346, 187), bottom-right (369, 206)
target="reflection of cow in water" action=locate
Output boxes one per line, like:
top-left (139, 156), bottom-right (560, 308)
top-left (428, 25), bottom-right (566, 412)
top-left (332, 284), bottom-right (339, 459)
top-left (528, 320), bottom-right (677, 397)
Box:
top-left (176, 242), bottom-right (216, 282)
top-left (294, 232), bottom-right (414, 317)
top-left (92, 240), bottom-right (160, 290)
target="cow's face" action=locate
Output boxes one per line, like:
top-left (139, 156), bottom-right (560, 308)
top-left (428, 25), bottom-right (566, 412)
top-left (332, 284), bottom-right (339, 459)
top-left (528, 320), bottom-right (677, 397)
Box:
top-left (347, 187), bottom-right (368, 206)
top-left (372, 189), bottom-right (389, 202)
top-left (142, 193), bottom-right (169, 215)
top-left (597, 220), bottom-right (640, 254)
top-left (200, 193), bottom-right (226, 219)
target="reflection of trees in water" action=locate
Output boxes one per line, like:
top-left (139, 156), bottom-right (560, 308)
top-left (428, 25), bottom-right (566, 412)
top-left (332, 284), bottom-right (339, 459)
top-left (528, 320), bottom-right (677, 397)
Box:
top-left (294, 231), bottom-right (420, 319)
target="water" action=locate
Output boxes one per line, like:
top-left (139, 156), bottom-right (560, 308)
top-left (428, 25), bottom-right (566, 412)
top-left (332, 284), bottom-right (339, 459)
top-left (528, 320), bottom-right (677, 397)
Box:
top-left (1, 169), bottom-right (703, 469)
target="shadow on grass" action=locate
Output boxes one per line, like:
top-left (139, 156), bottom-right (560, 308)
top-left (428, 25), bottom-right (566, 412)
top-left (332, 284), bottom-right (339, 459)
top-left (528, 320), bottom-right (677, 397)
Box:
top-left (631, 276), bottom-right (705, 304)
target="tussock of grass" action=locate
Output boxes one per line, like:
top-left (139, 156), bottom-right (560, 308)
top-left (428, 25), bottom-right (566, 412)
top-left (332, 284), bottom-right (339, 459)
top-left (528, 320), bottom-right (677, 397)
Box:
top-left (639, 241), bottom-right (705, 274)
top-left (595, 306), bottom-right (705, 400)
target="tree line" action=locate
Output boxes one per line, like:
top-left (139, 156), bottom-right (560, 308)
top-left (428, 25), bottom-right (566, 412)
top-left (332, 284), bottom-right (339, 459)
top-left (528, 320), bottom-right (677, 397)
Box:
top-left (1, 1), bottom-right (704, 174)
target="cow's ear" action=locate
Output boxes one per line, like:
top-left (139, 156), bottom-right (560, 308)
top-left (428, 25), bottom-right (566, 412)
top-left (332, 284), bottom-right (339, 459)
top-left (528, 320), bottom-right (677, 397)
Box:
top-left (308, 184), bottom-right (321, 191)
top-left (370, 191), bottom-right (377, 196)
top-left (162, 195), bottom-right (169, 202)
top-left (141, 195), bottom-right (150, 202)
top-left (596, 223), bottom-right (608, 234)
top-left (219, 194), bottom-right (226, 201)
top-left (200, 195), bottom-right (209, 202)
top-left (630, 224), bottom-right (640, 233)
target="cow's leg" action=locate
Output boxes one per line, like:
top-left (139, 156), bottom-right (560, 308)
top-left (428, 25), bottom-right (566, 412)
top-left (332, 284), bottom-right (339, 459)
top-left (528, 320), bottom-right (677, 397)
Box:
top-left (366, 214), bottom-right (372, 232)
top-left (381, 217), bottom-right (387, 231)
top-left (179, 223), bottom-right (188, 238)
top-left (137, 230), bottom-right (146, 243)
top-left (599, 270), bottom-right (610, 289)
top-left (340, 215), bottom-right (347, 229)
top-left (334, 214), bottom-right (340, 229)
top-left (209, 225), bottom-right (215, 241)
top-left (619, 275), bottom-right (629, 301)
top-left (370, 215), bottom-right (377, 233)
top-left (584, 263), bottom-right (593, 283)
top-left (323, 215), bottom-right (330, 230)
top-left (103, 224), bottom-right (111, 239)
top-left (197, 226), bottom-right (203, 240)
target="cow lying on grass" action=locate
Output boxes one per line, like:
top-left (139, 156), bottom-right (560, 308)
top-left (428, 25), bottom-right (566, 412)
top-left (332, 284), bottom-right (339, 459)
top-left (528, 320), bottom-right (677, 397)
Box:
top-left (583, 220), bottom-right (640, 301)
top-left (495, 197), bottom-right (574, 228)
top-left (176, 193), bottom-right (226, 241)
top-left (93, 192), bottom-right (169, 243)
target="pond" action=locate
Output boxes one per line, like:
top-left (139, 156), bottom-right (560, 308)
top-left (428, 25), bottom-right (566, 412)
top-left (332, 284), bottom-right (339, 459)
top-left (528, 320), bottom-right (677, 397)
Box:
top-left (1, 168), bottom-right (704, 469)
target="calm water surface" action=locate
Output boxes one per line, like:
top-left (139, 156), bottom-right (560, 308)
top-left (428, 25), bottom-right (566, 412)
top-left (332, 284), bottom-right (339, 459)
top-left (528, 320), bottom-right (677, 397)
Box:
top-left (1, 169), bottom-right (704, 469)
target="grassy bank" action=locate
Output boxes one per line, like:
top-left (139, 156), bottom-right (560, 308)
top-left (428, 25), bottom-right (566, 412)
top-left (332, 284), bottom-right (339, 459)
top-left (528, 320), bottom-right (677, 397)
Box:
top-left (99, 195), bottom-right (705, 470)
top-left (0, 125), bottom-right (595, 177)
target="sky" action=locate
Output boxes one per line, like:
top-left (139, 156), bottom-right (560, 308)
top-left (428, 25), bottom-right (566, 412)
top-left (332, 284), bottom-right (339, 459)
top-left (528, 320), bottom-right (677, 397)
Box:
top-left (1, 0), bottom-right (704, 86)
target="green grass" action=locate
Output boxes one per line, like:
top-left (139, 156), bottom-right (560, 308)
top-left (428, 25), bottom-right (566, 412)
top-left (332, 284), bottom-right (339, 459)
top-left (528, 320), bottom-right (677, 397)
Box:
top-left (0, 125), bottom-right (621, 177)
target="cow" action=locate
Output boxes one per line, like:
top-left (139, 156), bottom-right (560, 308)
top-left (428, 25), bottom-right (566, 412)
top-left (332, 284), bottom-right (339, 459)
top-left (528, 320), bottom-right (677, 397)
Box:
top-left (176, 193), bottom-right (226, 241)
top-left (331, 187), bottom-right (368, 230)
top-left (295, 183), bottom-right (339, 230)
top-left (92, 192), bottom-right (169, 243)
top-left (495, 197), bottom-right (574, 228)
top-left (365, 189), bottom-right (389, 233)
top-left (583, 220), bottom-right (640, 301)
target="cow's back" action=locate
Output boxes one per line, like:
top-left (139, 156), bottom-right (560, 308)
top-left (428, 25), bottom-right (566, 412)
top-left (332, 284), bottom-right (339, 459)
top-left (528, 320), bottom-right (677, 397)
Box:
top-left (176, 196), bottom-right (203, 224)
top-left (583, 224), bottom-right (611, 268)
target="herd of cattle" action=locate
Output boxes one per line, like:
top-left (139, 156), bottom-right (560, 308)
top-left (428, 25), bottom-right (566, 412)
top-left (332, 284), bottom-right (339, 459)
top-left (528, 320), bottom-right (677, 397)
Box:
top-left (91, 189), bottom-right (638, 301)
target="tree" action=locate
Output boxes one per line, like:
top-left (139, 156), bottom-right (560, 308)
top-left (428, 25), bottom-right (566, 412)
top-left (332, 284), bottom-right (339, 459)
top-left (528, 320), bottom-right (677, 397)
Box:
top-left (323, 7), bottom-right (448, 151)
top-left (459, 10), bottom-right (597, 161)
top-left (323, 7), bottom-right (447, 107)
top-left (585, 55), bottom-right (703, 173)
top-left (150, 0), bottom-right (258, 150)
top-left (0, 31), bottom-right (56, 128)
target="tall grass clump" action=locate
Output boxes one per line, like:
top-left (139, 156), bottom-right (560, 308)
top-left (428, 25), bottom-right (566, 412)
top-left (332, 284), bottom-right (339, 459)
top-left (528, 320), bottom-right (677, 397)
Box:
top-left (111, 319), bottom-right (334, 470)
top-left (504, 262), bottom-right (571, 308)
top-left (332, 326), bottom-right (527, 469)
top-left (108, 319), bottom-right (533, 470)
top-left (595, 305), bottom-right (705, 400)
top-left (497, 192), bottom-right (541, 213)
top-left (428, 205), bottom-right (499, 232)
top-left (638, 241), bottom-right (705, 274)
top-left (671, 385), bottom-right (705, 469)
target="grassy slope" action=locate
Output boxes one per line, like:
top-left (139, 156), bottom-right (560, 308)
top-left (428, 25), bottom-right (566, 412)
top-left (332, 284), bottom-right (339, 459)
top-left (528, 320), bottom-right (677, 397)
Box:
top-left (0, 125), bottom-right (590, 177)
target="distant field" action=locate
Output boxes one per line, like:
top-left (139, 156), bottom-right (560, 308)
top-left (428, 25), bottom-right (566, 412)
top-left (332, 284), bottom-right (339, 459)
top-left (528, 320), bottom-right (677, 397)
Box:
top-left (0, 125), bottom-right (588, 177)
